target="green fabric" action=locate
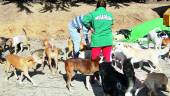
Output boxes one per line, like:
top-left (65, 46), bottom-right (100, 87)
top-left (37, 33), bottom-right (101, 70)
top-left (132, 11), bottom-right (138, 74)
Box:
top-left (82, 7), bottom-right (114, 47)
top-left (123, 18), bottom-right (170, 43)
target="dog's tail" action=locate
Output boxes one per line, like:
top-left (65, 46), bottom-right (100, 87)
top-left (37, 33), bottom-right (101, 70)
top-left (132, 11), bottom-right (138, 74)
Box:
top-left (22, 28), bottom-right (30, 41)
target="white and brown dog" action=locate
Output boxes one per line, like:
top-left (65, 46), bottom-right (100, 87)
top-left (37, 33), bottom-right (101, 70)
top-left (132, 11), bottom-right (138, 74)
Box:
top-left (147, 28), bottom-right (168, 49)
top-left (5, 29), bottom-right (30, 54)
top-left (114, 42), bottom-right (170, 73)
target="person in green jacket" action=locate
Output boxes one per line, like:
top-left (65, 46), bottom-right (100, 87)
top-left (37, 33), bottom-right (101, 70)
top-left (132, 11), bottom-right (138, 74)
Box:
top-left (82, 0), bottom-right (114, 63)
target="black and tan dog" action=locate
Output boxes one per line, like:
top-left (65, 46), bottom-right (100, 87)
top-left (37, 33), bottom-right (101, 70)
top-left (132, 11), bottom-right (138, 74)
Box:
top-left (99, 58), bottom-right (135, 96)
top-left (64, 57), bottom-right (101, 91)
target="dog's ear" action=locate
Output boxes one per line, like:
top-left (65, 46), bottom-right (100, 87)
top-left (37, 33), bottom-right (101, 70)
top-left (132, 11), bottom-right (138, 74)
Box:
top-left (65, 47), bottom-right (69, 53)
top-left (6, 38), bottom-right (13, 47)
top-left (57, 48), bottom-right (64, 55)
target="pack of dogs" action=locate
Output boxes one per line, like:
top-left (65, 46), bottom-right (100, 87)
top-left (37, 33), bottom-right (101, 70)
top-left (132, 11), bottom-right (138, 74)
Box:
top-left (0, 28), bottom-right (170, 96)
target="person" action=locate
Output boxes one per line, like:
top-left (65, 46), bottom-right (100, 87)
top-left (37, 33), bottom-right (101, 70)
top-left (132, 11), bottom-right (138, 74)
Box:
top-left (68, 15), bottom-right (90, 58)
top-left (82, 0), bottom-right (114, 63)
top-left (82, 0), bottom-right (114, 83)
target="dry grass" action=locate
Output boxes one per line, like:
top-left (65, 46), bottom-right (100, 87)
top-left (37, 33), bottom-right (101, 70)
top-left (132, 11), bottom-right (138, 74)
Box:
top-left (0, 2), bottom-right (169, 39)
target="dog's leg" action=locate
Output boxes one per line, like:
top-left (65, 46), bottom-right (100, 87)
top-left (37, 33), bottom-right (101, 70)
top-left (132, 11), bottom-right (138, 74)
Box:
top-left (27, 44), bottom-right (30, 51)
top-left (14, 46), bottom-right (18, 54)
top-left (138, 61), bottom-right (143, 70)
top-left (19, 72), bottom-right (24, 84)
top-left (11, 66), bottom-right (19, 80)
top-left (125, 79), bottom-right (134, 96)
top-left (54, 57), bottom-right (59, 75)
top-left (48, 58), bottom-right (54, 75)
top-left (42, 51), bottom-right (46, 71)
top-left (151, 88), bottom-right (158, 96)
top-left (166, 84), bottom-right (170, 92)
top-left (23, 71), bottom-right (37, 86)
top-left (86, 76), bottom-right (92, 91)
top-left (147, 40), bottom-right (150, 49)
top-left (4, 61), bottom-right (10, 80)
top-left (148, 90), bottom-right (152, 96)
top-left (130, 58), bottom-right (136, 70)
top-left (147, 62), bottom-right (156, 73)
top-left (135, 86), bottom-right (144, 96)
top-left (94, 72), bottom-right (102, 86)
top-left (97, 75), bottom-right (102, 87)
top-left (66, 72), bottom-right (72, 91)
top-left (20, 43), bottom-right (24, 53)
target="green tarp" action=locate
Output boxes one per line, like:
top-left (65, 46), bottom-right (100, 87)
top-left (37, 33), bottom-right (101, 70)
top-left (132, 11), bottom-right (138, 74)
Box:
top-left (123, 18), bottom-right (170, 42)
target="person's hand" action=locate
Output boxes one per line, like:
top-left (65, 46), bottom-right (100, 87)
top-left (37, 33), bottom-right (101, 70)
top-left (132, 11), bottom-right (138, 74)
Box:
top-left (89, 27), bottom-right (94, 33)
top-left (80, 33), bottom-right (84, 38)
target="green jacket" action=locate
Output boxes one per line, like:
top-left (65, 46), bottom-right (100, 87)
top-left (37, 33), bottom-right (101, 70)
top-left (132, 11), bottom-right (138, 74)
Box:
top-left (82, 7), bottom-right (114, 47)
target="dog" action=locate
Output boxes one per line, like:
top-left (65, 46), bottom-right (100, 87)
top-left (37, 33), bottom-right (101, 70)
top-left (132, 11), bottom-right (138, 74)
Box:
top-left (5, 29), bottom-right (30, 54)
top-left (42, 39), bottom-right (64, 74)
top-left (112, 51), bottom-right (127, 70)
top-left (99, 59), bottom-right (135, 96)
top-left (123, 59), bottom-right (136, 96)
top-left (64, 57), bottom-right (100, 91)
top-left (65, 38), bottom-right (74, 59)
top-left (147, 28), bottom-right (168, 49)
top-left (0, 37), bottom-right (10, 50)
top-left (44, 47), bottom-right (64, 74)
top-left (31, 49), bottom-right (44, 64)
top-left (65, 37), bottom-right (89, 59)
top-left (114, 42), bottom-right (170, 73)
top-left (135, 73), bottom-right (169, 96)
top-left (5, 54), bottom-right (37, 86)
top-left (116, 29), bottom-right (132, 40)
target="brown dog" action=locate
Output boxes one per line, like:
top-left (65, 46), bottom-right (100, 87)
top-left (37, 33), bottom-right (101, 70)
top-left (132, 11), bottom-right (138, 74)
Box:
top-left (43, 47), bottom-right (63, 74)
top-left (64, 57), bottom-right (100, 91)
top-left (42, 38), bottom-right (63, 74)
top-left (5, 54), bottom-right (37, 86)
top-left (135, 73), bottom-right (170, 96)
top-left (65, 37), bottom-right (87, 59)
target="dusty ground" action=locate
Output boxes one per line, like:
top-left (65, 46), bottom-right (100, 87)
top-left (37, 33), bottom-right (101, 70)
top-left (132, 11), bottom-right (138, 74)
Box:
top-left (0, 2), bottom-right (170, 39)
top-left (0, 2), bottom-right (170, 96)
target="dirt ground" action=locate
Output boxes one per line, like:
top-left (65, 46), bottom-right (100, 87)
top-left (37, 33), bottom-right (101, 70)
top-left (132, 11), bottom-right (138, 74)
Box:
top-left (0, 39), bottom-right (170, 96)
top-left (0, 2), bottom-right (170, 39)
top-left (0, 2), bottom-right (170, 96)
